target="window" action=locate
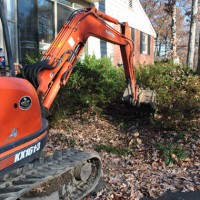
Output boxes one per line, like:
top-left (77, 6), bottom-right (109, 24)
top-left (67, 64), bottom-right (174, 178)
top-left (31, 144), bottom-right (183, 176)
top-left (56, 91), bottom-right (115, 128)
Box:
top-left (57, 3), bottom-right (73, 32)
top-left (18, 0), bottom-right (38, 63)
top-left (129, 0), bottom-right (133, 8)
top-left (57, 0), bottom-right (72, 7)
top-left (17, 0), bottom-right (78, 63)
top-left (5, 0), bottom-right (15, 20)
top-left (38, 0), bottom-right (54, 44)
top-left (140, 32), bottom-right (151, 55)
top-left (3, 0), bottom-right (17, 62)
top-left (142, 33), bottom-right (148, 54)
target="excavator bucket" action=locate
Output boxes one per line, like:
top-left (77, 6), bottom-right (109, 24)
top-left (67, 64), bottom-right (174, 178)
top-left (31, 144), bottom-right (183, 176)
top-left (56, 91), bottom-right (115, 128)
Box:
top-left (123, 86), bottom-right (156, 113)
top-left (137, 89), bottom-right (156, 110)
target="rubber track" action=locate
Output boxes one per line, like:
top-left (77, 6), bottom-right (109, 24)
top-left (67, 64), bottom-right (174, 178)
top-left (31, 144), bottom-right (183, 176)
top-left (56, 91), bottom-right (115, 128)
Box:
top-left (0, 148), bottom-right (101, 200)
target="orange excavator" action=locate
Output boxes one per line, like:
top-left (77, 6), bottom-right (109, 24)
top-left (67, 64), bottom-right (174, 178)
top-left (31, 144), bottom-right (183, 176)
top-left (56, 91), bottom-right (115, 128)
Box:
top-left (0, 4), bottom-right (156, 200)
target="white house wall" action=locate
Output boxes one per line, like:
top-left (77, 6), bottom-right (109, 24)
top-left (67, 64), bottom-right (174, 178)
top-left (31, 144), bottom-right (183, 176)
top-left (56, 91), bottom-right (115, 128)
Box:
top-left (0, 22), bottom-right (3, 50)
top-left (105, 0), bottom-right (156, 37)
top-left (87, 0), bottom-right (156, 60)
top-left (87, 37), bottom-right (101, 58)
top-left (0, 21), bottom-right (8, 64)
top-left (87, 37), bottom-right (114, 60)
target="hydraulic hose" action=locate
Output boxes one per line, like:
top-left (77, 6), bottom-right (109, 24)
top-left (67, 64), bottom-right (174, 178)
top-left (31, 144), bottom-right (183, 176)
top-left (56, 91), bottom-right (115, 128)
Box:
top-left (0, 0), bottom-right (15, 76)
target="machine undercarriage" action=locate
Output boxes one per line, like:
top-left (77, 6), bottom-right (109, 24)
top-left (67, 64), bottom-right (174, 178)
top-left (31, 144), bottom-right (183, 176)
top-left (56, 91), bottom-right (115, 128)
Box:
top-left (0, 149), bottom-right (101, 200)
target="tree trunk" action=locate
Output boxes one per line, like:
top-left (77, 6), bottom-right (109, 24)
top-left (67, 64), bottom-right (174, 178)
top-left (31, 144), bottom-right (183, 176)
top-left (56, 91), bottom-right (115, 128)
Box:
top-left (155, 33), bottom-right (159, 59)
top-left (197, 32), bottom-right (200, 75)
top-left (165, 29), bottom-right (169, 59)
top-left (171, 1), bottom-right (179, 64)
top-left (158, 41), bottom-right (162, 57)
top-left (171, 3), bottom-right (176, 57)
top-left (187, 0), bottom-right (198, 69)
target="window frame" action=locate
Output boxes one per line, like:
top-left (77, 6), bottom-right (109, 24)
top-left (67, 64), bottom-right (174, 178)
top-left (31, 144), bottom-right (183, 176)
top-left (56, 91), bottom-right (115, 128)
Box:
top-left (142, 33), bottom-right (148, 54)
top-left (140, 32), bottom-right (151, 55)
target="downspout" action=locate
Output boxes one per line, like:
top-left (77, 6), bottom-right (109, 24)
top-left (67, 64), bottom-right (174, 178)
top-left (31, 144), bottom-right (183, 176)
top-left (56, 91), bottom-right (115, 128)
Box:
top-left (0, 0), bottom-right (15, 76)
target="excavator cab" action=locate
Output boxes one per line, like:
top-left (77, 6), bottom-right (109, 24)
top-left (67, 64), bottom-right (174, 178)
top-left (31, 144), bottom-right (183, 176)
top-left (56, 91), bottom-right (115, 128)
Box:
top-left (0, 0), bottom-right (48, 175)
top-left (0, 77), bottom-right (49, 174)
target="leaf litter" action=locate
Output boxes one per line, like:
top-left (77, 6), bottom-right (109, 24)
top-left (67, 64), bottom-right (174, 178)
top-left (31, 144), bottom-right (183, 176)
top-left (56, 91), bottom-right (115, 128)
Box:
top-left (45, 113), bottom-right (200, 199)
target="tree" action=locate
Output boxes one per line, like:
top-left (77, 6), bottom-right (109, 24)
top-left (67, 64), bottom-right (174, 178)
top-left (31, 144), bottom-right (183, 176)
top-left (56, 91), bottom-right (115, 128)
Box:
top-left (140, 0), bottom-right (172, 59)
top-left (140, 1), bottom-right (172, 60)
top-left (187, 0), bottom-right (198, 69)
top-left (141, 0), bottom-right (192, 64)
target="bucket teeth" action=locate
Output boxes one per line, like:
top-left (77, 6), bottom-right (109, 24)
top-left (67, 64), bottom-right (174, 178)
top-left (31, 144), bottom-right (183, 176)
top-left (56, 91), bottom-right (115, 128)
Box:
top-left (122, 85), bottom-right (156, 112)
top-left (122, 84), bottom-right (134, 105)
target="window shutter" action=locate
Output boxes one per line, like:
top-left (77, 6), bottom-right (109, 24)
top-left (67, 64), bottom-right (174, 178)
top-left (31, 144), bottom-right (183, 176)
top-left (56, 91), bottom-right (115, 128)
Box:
top-left (140, 31), bottom-right (143, 53)
top-left (131, 27), bottom-right (135, 41)
top-left (148, 35), bottom-right (151, 55)
top-left (129, 0), bottom-right (133, 8)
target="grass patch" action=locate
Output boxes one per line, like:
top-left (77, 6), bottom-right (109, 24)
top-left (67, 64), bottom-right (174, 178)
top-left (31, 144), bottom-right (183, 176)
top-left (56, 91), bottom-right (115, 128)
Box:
top-left (95, 144), bottom-right (132, 156)
top-left (157, 142), bottom-right (188, 165)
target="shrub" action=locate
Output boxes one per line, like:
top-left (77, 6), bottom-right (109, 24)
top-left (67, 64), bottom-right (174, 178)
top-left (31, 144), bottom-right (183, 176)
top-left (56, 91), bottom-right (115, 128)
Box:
top-left (136, 61), bottom-right (200, 129)
top-left (51, 55), bottom-right (126, 121)
top-left (51, 57), bottom-right (199, 129)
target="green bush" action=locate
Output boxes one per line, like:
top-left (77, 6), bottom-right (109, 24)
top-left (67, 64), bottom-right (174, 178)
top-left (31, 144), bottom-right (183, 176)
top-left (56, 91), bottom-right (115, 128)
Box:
top-left (51, 57), bottom-right (199, 129)
top-left (25, 52), bottom-right (42, 65)
top-left (136, 61), bottom-right (200, 129)
top-left (51, 55), bottom-right (126, 121)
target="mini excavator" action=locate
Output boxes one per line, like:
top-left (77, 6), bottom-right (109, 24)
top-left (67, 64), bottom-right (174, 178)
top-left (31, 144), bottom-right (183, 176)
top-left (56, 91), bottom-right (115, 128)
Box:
top-left (0, 2), bottom-right (156, 200)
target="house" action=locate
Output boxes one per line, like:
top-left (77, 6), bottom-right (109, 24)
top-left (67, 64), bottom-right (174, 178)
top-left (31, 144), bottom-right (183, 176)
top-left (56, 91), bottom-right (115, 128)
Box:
top-left (0, 0), bottom-right (156, 66)
top-left (89, 0), bottom-right (156, 66)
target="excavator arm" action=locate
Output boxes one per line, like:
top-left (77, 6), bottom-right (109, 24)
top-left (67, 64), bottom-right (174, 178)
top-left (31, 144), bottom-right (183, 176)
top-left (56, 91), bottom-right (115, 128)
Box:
top-left (24, 6), bottom-right (155, 111)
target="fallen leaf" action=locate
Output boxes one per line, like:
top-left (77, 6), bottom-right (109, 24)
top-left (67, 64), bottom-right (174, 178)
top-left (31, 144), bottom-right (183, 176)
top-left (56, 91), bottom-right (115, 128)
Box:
top-left (136, 138), bottom-right (142, 145)
top-left (134, 132), bottom-right (140, 137)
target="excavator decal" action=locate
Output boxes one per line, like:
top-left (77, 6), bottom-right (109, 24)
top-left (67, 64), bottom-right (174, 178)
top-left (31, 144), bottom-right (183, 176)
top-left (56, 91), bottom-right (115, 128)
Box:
top-left (105, 30), bottom-right (115, 38)
top-left (14, 142), bottom-right (41, 163)
top-left (19, 96), bottom-right (32, 110)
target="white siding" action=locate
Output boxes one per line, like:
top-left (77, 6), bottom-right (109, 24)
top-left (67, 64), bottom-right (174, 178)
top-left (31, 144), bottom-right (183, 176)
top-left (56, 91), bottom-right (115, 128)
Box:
top-left (107, 42), bottom-right (114, 61)
top-left (87, 0), bottom-right (156, 59)
top-left (0, 23), bottom-right (4, 50)
top-left (86, 1), bottom-right (101, 57)
top-left (87, 37), bottom-right (101, 58)
top-left (105, 0), bottom-right (156, 37)
top-left (0, 21), bottom-right (8, 64)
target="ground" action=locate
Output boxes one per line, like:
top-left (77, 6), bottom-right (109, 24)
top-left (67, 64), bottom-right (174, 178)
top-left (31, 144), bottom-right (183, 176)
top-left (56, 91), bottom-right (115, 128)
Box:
top-left (45, 105), bottom-right (200, 200)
